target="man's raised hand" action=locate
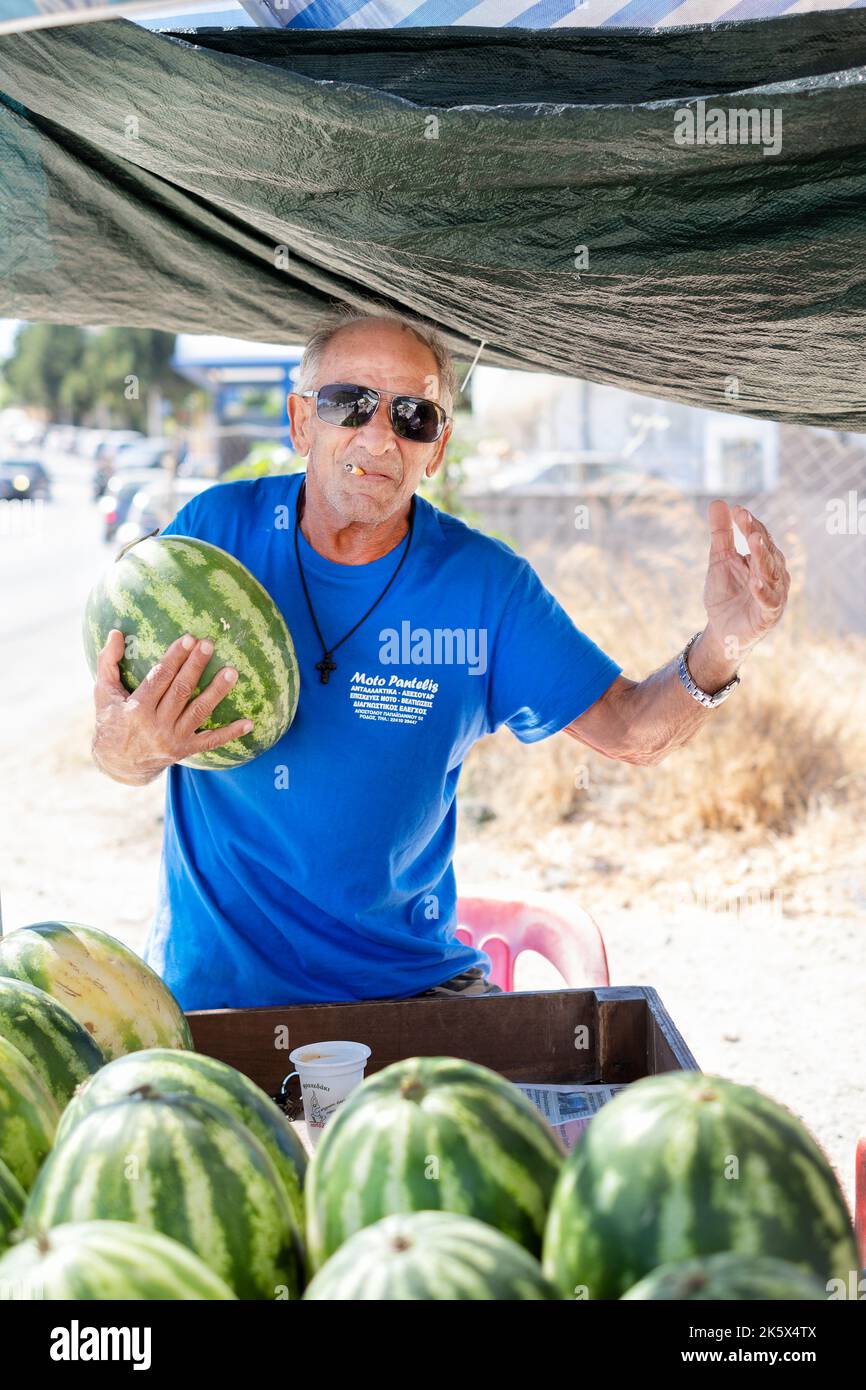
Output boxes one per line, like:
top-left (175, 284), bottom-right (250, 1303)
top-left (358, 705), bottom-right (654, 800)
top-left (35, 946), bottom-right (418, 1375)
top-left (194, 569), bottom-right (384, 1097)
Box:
top-left (703, 499), bottom-right (791, 657)
top-left (91, 630), bottom-right (253, 785)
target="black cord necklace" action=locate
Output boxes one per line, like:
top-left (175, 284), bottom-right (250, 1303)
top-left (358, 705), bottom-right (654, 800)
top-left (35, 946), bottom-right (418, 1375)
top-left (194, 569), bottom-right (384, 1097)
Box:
top-left (293, 478), bottom-right (416, 684)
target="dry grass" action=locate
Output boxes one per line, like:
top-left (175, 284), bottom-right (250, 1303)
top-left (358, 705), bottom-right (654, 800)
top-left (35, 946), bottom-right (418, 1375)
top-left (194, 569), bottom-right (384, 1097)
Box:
top-left (462, 484), bottom-right (866, 911)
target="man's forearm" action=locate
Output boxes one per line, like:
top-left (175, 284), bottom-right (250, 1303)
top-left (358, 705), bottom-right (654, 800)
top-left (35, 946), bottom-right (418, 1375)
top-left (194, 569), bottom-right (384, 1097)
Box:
top-left (618, 627), bottom-right (742, 765)
top-left (569, 631), bottom-right (745, 772)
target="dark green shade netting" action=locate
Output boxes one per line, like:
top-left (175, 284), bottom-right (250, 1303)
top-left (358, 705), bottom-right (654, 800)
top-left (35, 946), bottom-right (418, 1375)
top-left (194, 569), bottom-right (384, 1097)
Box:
top-left (1, 13), bottom-right (865, 427)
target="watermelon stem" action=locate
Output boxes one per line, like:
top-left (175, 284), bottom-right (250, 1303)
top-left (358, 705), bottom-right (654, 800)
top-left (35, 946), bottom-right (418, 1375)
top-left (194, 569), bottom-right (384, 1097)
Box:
top-left (399, 1077), bottom-right (426, 1103)
top-left (128, 1083), bottom-right (161, 1101)
top-left (115, 528), bottom-right (160, 563)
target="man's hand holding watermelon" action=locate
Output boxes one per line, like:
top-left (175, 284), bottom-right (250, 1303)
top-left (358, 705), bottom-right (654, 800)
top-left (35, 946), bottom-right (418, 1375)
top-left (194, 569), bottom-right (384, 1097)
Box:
top-left (92, 631), bottom-right (253, 785)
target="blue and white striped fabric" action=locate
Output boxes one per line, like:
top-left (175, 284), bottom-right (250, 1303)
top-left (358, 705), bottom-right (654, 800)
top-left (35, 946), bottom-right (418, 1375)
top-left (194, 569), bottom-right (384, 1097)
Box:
top-left (273, 0), bottom-right (866, 29)
top-left (1, 0), bottom-right (864, 36)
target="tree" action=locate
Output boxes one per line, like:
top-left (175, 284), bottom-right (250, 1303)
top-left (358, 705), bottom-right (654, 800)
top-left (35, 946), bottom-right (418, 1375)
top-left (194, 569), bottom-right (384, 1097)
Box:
top-left (1, 322), bottom-right (186, 429)
top-left (70, 327), bottom-right (185, 432)
top-left (2, 324), bottom-right (87, 418)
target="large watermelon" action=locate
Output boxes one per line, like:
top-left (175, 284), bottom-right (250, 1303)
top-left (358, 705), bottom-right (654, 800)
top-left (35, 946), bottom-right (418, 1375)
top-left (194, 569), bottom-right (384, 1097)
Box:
top-left (0, 1035), bottom-right (59, 1192)
top-left (305, 1056), bottom-right (564, 1270)
top-left (543, 1072), bottom-right (858, 1300)
top-left (25, 1090), bottom-right (305, 1300)
top-left (82, 532), bottom-right (299, 770)
top-left (622, 1252), bottom-right (829, 1301)
top-left (0, 1221), bottom-right (237, 1300)
top-left (0, 977), bottom-right (105, 1106)
top-left (305, 1211), bottom-right (560, 1301)
top-left (0, 921), bottom-right (192, 1060)
top-left (0, 1157), bottom-right (26, 1255)
top-left (56, 1048), bottom-right (307, 1230)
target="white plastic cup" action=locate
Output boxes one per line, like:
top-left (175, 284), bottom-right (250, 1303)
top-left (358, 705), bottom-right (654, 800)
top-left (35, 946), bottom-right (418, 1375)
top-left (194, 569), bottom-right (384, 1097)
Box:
top-left (284, 1040), bottom-right (372, 1147)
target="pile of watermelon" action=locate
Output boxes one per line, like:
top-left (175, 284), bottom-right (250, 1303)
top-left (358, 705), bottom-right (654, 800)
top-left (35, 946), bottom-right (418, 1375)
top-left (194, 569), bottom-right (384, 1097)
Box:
top-left (0, 918), bottom-right (859, 1301)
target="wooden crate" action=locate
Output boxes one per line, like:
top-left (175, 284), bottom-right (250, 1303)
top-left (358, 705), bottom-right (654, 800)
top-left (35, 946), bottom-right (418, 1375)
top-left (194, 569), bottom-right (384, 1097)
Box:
top-left (187, 985), bottom-right (698, 1101)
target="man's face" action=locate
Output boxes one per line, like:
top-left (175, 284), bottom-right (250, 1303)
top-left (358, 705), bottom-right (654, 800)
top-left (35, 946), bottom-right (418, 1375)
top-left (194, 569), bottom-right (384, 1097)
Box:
top-left (287, 321), bottom-right (452, 525)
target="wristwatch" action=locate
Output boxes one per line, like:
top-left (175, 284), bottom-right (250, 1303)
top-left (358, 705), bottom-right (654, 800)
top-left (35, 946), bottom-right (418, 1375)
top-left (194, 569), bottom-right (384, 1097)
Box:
top-left (677, 631), bottom-right (741, 709)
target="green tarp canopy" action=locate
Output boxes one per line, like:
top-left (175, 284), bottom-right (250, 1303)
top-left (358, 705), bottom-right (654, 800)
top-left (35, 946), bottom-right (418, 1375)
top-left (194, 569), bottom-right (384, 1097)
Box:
top-left (1, 13), bottom-right (865, 428)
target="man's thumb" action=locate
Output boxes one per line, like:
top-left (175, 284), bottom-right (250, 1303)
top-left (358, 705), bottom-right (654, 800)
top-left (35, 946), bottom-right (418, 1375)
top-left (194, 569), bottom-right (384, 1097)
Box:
top-left (94, 629), bottom-right (128, 704)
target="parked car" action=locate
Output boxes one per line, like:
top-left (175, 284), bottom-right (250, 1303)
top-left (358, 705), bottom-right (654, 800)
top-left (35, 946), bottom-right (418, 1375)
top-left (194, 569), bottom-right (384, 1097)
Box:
top-left (41, 425), bottom-right (67, 454)
top-left (91, 431), bottom-right (149, 499)
top-left (100, 430), bottom-right (143, 463)
top-left (72, 428), bottom-right (103, 457)
top-left (114, 476), bottom-right (215, 550)
top-left (117, 438), bottom-right (181, 470)
top-left (0, 459), bottom-right (52, 501)
top-left (500, 454), bottom-right (633, 495)
top-left (98, 468), bottom-right (171, 543)
top-left (11, 420), bottom-right (46, 450)
top-left (80, 430), bottom-right (112, 460)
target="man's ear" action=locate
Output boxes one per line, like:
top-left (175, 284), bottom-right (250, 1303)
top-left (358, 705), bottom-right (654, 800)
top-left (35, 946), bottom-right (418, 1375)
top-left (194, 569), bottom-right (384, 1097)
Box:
top-left (287, 392), bottom-right (312, 457)
top-left (425, 421), bottom-right (452, 477)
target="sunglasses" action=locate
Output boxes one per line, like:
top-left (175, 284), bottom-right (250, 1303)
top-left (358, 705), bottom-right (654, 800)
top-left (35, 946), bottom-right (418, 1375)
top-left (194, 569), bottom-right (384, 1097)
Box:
top-left (299, 383), bottom-right (449, 444)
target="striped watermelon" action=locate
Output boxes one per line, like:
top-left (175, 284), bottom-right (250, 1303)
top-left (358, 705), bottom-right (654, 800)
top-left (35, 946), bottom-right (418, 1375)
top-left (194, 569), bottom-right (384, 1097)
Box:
top-left (304, 1211), bottom-right (560, 1301)
top-left (0, 1221), bottom-right (237, 1300)
top-left (543, 1072), bottom-right (859, 1301)
top-left (25, 1090), bottom-right (305, 1300)
top-left (82, 532), bottom-right (299, 770)
top-left (0, 977), bottom-right (105, 1106)
top-left (0, 921), bottom-right (192, 1060)
top-left (56, 1048), bottom-right (307, 1230)
top-left (0, 1157), bottom-right (26, 1255)
top-left (0, 1035), bottom-right (59, 1192)
top-left (622, 1252), bottom-right (829, 1301)
top-left (305, 1056), bottom-right (564, 1270)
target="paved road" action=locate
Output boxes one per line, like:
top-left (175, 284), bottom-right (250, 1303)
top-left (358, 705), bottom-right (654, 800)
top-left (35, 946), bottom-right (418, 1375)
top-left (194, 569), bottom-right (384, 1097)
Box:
top-left (0, 452), bottom-right (109, 740)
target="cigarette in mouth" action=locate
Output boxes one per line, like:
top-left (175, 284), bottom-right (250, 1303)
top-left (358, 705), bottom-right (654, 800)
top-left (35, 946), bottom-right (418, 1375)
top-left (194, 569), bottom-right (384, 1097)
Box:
top-left (345, 463), bottom-right (366, 476)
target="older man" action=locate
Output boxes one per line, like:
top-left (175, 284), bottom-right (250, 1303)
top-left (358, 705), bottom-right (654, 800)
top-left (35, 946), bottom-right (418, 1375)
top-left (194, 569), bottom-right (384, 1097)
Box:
top-left (92, 311), bottom-right (790, 1010)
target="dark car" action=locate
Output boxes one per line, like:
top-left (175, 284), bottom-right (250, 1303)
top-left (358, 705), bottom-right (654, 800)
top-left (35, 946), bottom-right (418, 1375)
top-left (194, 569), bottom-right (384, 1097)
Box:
top-left (0, 459), bottom-right (52, 502)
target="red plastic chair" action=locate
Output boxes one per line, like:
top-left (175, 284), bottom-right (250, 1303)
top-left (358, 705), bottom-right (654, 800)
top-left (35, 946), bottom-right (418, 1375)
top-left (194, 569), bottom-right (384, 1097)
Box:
top-left (455, 896), bottom-right (610, 992)
top-left (856, 1138), bottom-right (866, 1272)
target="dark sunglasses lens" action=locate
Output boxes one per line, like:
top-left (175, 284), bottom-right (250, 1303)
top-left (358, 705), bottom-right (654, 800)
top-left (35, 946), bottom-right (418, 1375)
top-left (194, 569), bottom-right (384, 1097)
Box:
top-left (391, 396), bottom-right (444, 443)
top-left (316, 384), bottom-right (378, 429)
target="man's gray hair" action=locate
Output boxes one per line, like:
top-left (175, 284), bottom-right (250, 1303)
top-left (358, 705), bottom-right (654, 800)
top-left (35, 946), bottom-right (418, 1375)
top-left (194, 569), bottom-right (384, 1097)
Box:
top-left (296, 307), bottom-right (457, 411)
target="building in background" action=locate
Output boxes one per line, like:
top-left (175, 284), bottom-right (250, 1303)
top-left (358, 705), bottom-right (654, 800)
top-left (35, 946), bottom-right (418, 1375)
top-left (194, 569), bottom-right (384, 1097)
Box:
top-left (172, 335), bottom-right (303, 473)
top-left (467, 367), bottom-right (779, 496)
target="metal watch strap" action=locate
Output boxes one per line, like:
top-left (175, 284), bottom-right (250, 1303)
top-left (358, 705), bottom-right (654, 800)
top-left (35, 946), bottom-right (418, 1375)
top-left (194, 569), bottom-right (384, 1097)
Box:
top-left (677, 630), bottom-right (741, 708)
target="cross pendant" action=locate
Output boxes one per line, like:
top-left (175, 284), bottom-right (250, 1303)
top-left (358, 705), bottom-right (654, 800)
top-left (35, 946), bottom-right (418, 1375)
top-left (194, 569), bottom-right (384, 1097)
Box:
top-left (315, 653), bottom-right (337, 684)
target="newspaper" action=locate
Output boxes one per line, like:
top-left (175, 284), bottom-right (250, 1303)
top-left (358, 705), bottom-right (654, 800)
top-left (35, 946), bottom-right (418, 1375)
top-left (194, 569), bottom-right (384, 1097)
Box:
top-left (517, 1083), bottom-right (627, 1151)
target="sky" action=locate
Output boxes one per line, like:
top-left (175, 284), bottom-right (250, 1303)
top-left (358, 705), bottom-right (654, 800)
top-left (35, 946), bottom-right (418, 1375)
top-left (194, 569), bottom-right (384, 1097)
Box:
top-left (0, 321), bottom-right (20, 360)
top-left (137, 3), bottom-right (254, 24)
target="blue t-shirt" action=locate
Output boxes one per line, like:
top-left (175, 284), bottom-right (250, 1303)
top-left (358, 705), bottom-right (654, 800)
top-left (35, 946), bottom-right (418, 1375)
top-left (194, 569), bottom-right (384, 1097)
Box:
top-left (143, 472), bottom-right (622, 1009)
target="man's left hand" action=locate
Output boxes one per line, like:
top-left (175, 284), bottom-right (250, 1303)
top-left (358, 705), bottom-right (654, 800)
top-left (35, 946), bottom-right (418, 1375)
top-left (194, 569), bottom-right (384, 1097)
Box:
top-left (703, 499), bottom-right (791, 658)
